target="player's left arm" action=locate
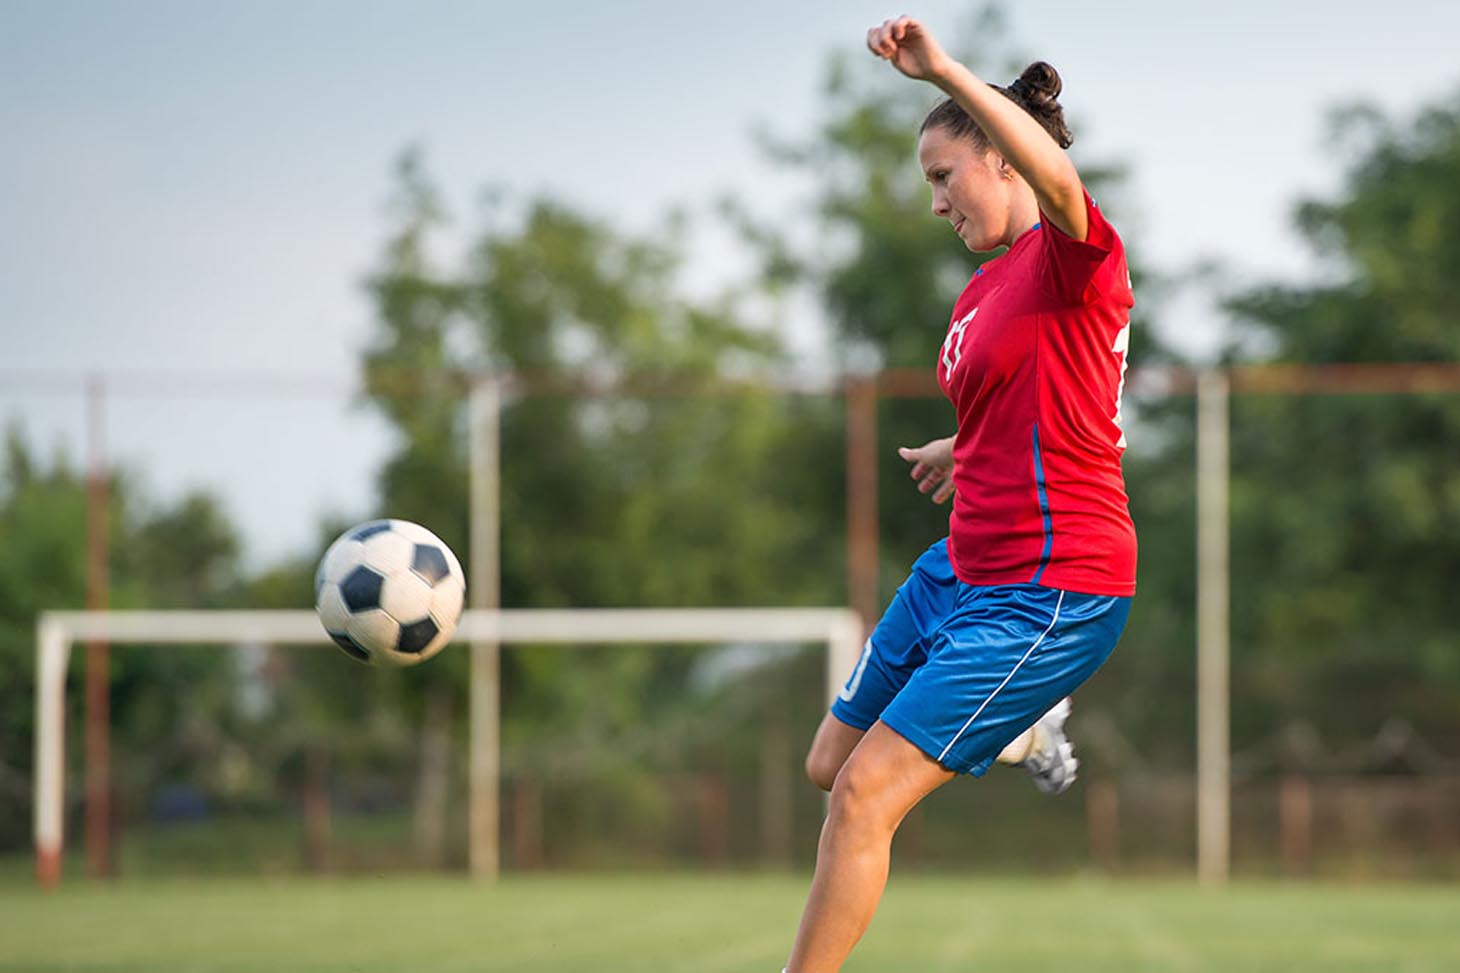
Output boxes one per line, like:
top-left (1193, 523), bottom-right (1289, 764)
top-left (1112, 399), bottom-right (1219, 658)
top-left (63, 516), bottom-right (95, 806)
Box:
top-left (866, 16), bottom-right (1088, 241)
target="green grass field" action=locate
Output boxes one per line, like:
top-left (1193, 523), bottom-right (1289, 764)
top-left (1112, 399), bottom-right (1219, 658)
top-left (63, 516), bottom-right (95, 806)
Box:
top-left (2, 873), bottom-right (1458, 972)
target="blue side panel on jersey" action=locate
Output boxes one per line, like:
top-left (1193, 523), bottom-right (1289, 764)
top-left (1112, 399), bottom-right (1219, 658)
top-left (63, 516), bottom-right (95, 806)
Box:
top-left (1030, 423), bottom-right (1054, 584)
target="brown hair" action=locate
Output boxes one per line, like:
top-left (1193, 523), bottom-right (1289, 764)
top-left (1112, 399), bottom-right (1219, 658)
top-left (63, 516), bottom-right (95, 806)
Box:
top-left (920, 61), bottom-right (1073, 150)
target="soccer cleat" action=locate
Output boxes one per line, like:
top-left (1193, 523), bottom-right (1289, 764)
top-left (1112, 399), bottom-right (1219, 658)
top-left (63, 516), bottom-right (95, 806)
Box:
top-left (1019, 696), bottom-right (1078, 795)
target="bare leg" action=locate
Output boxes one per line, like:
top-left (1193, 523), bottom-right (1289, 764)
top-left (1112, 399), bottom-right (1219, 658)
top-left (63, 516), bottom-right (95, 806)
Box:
top-left (814, 709), bottom-right (1033, 786)
top-left (997, 726), bottom-right (1035, 763)
top-left (786, 721), bottom-right (954, 973)
top-left (804, 712), bottom-right (867, 792)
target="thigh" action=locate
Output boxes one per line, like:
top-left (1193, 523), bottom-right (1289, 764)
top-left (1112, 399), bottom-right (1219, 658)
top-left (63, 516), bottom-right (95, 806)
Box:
top-left (880, 585), bottom-right (1131, 777)
top-left (834, 720), bottom-right (955, 828)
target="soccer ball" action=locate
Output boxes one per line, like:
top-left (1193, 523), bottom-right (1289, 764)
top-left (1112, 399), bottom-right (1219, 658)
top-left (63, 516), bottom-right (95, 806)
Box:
top-left (314, 519), bottom-right (466, 666)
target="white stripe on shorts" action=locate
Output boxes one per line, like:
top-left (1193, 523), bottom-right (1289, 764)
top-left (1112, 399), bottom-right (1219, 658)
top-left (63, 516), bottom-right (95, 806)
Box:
top-left (936, 590), bottom-right (1065, 764)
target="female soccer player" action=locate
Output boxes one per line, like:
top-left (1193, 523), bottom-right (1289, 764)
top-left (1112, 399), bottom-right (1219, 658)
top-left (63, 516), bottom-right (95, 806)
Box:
top-left (784, 16), bottom-right (1136, 972)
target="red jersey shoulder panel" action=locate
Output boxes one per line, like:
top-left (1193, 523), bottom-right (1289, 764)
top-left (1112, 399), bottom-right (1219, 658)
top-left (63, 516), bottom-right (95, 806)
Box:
top-left (1037, 190), bottom-right (1128, 307)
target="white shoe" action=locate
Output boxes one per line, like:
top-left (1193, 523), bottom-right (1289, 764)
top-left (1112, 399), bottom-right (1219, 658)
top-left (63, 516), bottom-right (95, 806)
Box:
top-left (1020, 697), bottom-right (1078, 795)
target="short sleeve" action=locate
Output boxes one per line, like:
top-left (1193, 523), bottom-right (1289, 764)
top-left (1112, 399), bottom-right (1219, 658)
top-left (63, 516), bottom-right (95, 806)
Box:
top-left (1037, 189), bottom-right (1122, 306)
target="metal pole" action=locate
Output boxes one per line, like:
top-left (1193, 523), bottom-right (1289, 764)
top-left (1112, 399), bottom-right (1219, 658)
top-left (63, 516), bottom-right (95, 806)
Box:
top-left (468, 376), bottom-right (502, 880)
top-left (34, 619), bottom-right (70, 889)
top-left (845, 376), bottom-right (879, 636)
top-left (1196, 369), bottom-right (1231, 884)
top-left (84, 376), bottom-right (112, 878)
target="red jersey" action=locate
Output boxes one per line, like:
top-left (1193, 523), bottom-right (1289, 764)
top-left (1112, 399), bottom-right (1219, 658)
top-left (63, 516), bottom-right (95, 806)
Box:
top-left (936, 190), bottom-right (1136, 597)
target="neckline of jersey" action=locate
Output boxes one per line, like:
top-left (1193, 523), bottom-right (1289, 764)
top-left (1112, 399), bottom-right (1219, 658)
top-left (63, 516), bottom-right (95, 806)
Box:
top-left (975, 221), bottom-right (1043, 278)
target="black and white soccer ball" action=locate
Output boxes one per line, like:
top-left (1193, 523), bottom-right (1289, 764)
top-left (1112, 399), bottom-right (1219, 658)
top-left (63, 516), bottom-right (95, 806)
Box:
top-left (315, 519), bottom-right (466, 666)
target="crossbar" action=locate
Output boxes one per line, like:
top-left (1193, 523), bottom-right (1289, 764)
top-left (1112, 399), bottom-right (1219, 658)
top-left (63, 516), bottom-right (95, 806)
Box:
top-left (34, 607), bottom-right (864, 887)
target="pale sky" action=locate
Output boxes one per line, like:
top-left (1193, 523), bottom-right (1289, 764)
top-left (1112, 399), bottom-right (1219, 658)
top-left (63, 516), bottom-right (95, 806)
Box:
top-left (3, 0), bottom-right (1458, 568)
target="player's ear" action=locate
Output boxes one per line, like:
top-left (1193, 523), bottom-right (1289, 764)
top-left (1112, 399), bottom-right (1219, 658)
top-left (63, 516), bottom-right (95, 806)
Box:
top-left (994, 154), bottom-right (1016, 180)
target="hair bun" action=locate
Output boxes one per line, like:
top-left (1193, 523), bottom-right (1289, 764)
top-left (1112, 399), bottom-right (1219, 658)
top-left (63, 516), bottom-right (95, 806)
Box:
top-left (1006, 61), bottom-right (1071, 149)
top-left (1015, 61), bottom-right (1062, 105)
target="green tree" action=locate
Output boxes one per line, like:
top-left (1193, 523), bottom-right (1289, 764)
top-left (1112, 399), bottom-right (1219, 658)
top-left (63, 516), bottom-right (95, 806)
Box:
top-left (354, 150), bottom-right (848, 864)
top-left (0, 429), bottom-right (88, 850)
top-left (1222, 93), bottom-right (1460, 753)
top-left (0, 426), bottom-right (246, 854)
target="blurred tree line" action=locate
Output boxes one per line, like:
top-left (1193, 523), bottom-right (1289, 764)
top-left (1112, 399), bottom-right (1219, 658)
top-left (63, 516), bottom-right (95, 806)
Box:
top-left (2, 23), bottom-right (1457, 867)
top-left (1222, 99), bottom-right (1460, 759)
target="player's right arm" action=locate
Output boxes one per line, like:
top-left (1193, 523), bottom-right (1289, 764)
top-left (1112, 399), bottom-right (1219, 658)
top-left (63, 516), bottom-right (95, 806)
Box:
top-left (898, 436), bottom-right (955, 504)
top-left (866, 16), bottom-right (1087, 242)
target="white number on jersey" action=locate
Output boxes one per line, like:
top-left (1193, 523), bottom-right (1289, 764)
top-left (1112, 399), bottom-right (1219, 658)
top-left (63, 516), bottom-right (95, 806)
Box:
top-left (1112, 321), bottom-right (1131, 449)
top-left (941, 307), bottom-right (978, 375)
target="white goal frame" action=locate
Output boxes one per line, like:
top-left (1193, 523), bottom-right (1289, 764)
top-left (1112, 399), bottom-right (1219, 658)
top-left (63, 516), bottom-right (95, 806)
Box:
top-left (34, 607), bottom-right (864, 885)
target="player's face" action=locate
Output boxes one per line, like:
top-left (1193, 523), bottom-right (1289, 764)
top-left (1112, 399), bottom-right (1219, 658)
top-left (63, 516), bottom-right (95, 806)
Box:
top-left (918, 126), bottom-right (1013, 252)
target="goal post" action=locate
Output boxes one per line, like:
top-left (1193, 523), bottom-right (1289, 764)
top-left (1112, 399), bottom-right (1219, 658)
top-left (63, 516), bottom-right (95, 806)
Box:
top-left (34, 607), bottom-right (865, 887)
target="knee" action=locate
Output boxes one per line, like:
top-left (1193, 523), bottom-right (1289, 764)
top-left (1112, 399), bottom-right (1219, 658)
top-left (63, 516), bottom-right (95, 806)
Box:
top-left (826, 758), bottom-right (894, 833)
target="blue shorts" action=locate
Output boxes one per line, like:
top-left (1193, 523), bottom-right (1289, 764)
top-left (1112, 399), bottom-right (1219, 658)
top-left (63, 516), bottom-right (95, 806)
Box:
top-left (830, 538), bottom-right (1131, 776)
